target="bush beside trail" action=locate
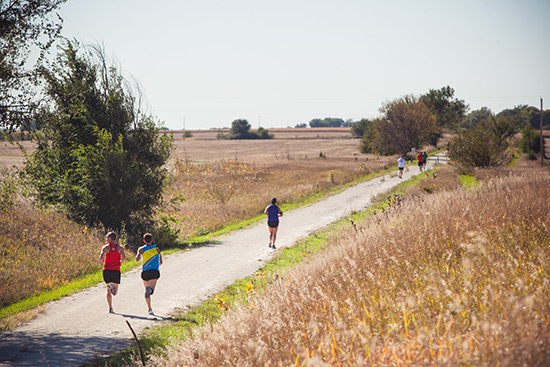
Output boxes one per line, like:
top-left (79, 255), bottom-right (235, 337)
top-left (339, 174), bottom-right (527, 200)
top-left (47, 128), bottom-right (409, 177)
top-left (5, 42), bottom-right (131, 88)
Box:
top-left (151, 170), bottom-right (550, 366)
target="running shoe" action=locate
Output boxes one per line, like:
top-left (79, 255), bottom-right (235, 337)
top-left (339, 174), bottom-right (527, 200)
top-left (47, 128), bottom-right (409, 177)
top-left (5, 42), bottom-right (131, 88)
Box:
top-left (145, 286), bottom-right (152, 298)
top-left (108, 284), bottom-right (116, 295)
top-left (148, 309), bottom-right (154, 315)
top-left (109, 308), bottom-right (114, 314)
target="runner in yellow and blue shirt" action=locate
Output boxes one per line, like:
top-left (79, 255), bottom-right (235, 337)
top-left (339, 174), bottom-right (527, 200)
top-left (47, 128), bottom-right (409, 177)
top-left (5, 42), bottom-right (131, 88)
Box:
top-left (135, 233), bottom-right (163, 315)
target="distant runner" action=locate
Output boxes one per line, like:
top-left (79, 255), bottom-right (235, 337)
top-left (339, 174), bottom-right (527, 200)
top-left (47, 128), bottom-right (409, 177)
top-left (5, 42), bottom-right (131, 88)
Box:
top-left (99, 232), bottom-right (126, 313)
top-left (264, 198), bottom-right (283, 249)
top-left (416, 152), bottom-right (425, 172)
top-left (135, 233), bottom-right (163, 315)
top-left (397, 155), bottom-right (406, 179)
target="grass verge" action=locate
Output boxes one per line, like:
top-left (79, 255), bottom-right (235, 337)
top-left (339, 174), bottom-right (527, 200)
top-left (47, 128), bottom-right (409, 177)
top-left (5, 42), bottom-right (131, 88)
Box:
top-left (459, 174), bottom-right (480, 190)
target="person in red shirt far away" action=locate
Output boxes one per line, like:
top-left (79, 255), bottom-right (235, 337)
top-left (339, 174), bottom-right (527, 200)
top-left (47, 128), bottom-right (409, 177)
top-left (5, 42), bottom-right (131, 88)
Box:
top-left (99, 232), bottom-right (126, 313)
top-left (416, 152), bottom-right (425, 172)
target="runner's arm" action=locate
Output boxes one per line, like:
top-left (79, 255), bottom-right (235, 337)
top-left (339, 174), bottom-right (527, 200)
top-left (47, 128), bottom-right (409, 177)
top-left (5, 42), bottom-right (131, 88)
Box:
top-left (99, 245), bottom-right (107, 261)
top-left (158, 248), bottom-right (163, 266)
top-left (119, 245), bottom-right (126, 262)
top-left (135, 247), bottom-right (143, 262)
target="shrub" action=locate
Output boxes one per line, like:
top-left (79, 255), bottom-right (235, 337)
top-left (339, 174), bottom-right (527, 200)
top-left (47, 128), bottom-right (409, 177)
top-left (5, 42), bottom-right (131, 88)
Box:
top-left (518, 125), bottom-right (540, 156)
top-left (448, 116), bottom-right (517, 172)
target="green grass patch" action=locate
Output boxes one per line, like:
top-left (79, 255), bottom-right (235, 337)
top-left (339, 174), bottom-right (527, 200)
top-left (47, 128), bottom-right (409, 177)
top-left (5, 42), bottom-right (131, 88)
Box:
top-left (509, 152), bottom-right (520, 167)
top-left (459, 174), bottom-right (480, 190)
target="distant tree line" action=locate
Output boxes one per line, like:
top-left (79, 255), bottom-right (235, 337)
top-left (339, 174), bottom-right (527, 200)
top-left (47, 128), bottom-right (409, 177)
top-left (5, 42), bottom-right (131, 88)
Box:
top-left (217, 119), bottom-right (273, 140)
top-left (308, 117), bottom-right (354, 128)
top-left (346, 86), bottom-right (548, 172)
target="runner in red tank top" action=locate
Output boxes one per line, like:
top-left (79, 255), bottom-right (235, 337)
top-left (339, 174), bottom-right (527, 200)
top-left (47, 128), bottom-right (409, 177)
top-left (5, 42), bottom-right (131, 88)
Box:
top-left (99, 232), bottom-right (126, 313)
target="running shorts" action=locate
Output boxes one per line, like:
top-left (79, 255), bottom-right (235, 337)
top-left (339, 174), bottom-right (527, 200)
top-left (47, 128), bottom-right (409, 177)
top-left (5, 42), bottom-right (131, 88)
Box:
top-left (103, 269), bottom-right (121, 284)
top-left (268, 221), bottom-right (279, 228)
top-left (141, 269), bottom-right (160, 281)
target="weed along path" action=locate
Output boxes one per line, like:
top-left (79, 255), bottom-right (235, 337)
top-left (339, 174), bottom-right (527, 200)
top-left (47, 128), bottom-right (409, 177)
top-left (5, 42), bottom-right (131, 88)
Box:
top-left (0, 157), bottom-right (443, 366)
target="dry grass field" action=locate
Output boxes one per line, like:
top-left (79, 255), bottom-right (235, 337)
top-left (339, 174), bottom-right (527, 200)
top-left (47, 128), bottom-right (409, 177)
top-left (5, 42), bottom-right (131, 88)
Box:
top-left (158, 130), bottom-right (396, 239)
top-left (0, 201), bottom-right (103, 307)
top-left (149, 169), bottom-right (550, 367)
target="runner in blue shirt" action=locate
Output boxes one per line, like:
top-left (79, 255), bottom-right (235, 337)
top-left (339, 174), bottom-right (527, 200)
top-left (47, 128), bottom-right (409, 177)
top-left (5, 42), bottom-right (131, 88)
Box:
top-left (264, 198), bottom-right (283, 249)
top-left (135, 233), bottom-right (163, 315)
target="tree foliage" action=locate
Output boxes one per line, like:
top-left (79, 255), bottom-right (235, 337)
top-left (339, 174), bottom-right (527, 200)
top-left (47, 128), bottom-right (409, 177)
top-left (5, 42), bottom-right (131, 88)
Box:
top-left (23, 40), bottom-right (173, 236)
top-left (351, 118), bottom-right (372, 138)
top-left (0, 0), bottom-right (67, 129)
top-left (420, 86), bottom-right (468, 143)
top-left (461, 107), bottom-right (493, 129)
top-left (228, 119), bottom-right (273, 139)
top-left (518, 125), bottom-right (540, 159)
top-left (361, 96), bottom-right (436, 155)
top-left (497, 104), bottom-right (550, 131)
top-left (448, 116), bottom-right (517, 172)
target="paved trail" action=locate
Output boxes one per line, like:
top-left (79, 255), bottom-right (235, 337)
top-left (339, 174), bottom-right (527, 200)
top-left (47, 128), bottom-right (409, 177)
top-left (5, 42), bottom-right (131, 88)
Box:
top-left (0, 157), bottom-right (444, 366)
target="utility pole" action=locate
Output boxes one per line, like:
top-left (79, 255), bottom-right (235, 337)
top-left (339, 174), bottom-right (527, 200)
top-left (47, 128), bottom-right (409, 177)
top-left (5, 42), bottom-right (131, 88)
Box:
top-left (183, 116), bottom-right (186, 132)
top-left (541, 98), bottom-right (544, 168)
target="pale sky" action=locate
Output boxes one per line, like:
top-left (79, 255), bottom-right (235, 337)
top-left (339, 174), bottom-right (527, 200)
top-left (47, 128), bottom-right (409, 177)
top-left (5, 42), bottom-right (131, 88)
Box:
top-left (57, 0), bottom-right (550, 130)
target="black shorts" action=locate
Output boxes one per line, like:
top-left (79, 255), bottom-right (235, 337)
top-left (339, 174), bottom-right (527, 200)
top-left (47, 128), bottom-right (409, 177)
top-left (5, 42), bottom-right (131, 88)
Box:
top-left (268, 221), bottom-right (279, 228)
top-left (398, 167), bottom-right (404, 171)
top-left (418, 161), bottom-right (423, 167)
top-left (103, 269), bottom-right (121, 284)
top-left (141, 269), bottom-right (160, 281)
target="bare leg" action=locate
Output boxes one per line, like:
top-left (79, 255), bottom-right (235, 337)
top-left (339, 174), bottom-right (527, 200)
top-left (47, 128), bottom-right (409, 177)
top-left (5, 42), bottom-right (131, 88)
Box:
top-left (271, 227), bottom-right (278, 248)
top-left (143, 279), bottom-right (159, 312)
top-left (106, 288), bottom-right (112, 309)
top-left (143, 280), bottom-right (152, 311)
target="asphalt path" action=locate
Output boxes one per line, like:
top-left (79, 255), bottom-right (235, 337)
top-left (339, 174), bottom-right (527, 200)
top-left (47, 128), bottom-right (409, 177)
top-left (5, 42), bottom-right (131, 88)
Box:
top-left (0, 156), bottom-right (443, 366)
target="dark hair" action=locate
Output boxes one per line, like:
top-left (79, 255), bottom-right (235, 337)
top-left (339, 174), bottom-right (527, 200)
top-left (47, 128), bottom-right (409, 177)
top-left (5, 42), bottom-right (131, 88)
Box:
top-left (106, 232), bottom-right (117, 241)
top-left (143, 233), bottom-right (153, 243)
top-left (271, 198), bottom-right (277, 205)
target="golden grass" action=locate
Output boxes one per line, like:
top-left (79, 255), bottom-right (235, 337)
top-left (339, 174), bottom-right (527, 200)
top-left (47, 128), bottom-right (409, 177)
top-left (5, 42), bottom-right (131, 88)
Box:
top-left (0, 200), bottom-right (104, 307)
top-left (161, 154), bottom-right (392, 239)
top-left (149, 170), bottom-right (550, 367)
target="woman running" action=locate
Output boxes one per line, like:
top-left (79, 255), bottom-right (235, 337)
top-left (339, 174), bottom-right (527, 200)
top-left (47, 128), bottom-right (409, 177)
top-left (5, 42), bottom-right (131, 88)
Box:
top-left (264, 198), bottom-right (283, 249)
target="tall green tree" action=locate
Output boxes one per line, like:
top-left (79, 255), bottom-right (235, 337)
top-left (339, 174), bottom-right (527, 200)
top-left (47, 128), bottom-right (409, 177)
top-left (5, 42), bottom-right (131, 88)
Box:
top-left (1, 0), bottom-right (67, 129)
top-left (420, 86), bottom-right (468, 143)
top-left (24, 40), bottom-right (173, 235)
top-left (230, 119), bottom-right (253, 139)
top-left (361, 96), bottom-right (437, 155)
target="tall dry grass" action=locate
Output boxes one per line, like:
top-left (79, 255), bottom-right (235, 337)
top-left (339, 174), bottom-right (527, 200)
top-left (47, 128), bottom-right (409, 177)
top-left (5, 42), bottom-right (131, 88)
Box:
top-left (161, 155), bottom-right (393, 239)
top-left (0, 201), bottom-right (103, 307)
top-left (150, 171), bottom-right (550, 366)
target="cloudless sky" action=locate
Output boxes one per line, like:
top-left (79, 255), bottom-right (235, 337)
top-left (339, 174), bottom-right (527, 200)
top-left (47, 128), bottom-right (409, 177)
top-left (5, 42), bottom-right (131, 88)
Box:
top-left (57, 0), bottom-right (550, 130)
